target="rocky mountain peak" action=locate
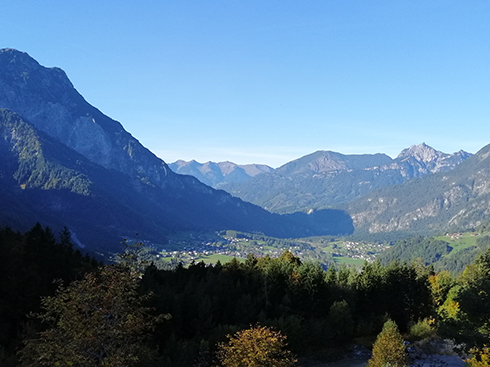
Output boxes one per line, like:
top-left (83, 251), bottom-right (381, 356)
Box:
top-left (275, 150), bottom-right (393, 176)
top-left (0, 48), bottom-right (175, 189)
top-left (0, 49), bottom-right (74, 94)
top-left (217, 161), bottom-right (238, 175)
top-left (1, 48), bottom-right (39, 69)
top-left (396, 143), bottom-right (442, 162)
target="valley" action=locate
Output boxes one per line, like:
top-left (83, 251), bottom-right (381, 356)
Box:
top-left (0, 50), bottom-right (489, 367)
top-left (148, 230), bottom-right (391, 268)
top-left (3, 2), bottom-right (490, 365)
top-left (130, 228), bottom-right (490, 275)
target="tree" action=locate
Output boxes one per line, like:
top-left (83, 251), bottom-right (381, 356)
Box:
top-left (20, 265), bottom-right (161, 367)
top-left (455, 248), bottom-right (490, 345)
top-left (367, 319), bottom-right (408, 367)
top-left (327, 300), bottom-right (354, 342)
top-left (216, 325), bottom-right (296, 367)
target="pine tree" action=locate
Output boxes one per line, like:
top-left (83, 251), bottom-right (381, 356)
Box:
top-left (367, 319), bottom-right (408, 367)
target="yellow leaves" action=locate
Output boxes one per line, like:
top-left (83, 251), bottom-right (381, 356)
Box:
top-left (216, 325), bottom-right (296, 367)
top-left (468, 347), bottom-right (490, 367)
top-left (367, 320), bottom-right (408, 367)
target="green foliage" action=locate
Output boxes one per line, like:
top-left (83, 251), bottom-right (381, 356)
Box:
top-left (0, 109), bottom-right (92, 195)
top-left (367, 319), bottom-right (408, 367)
top-left (467, 347), bottom-right (490, 367)
top-left (453, 248), bottom-right (490, 345)
top-left (408, 318), bottom-right (436, 341)
top-left (0, 224), bottom-right (99, 360)
top-left (216, 325), bottom-right (296, 367)
top-left (379, 236), bottom-right (453, 266)
top-left (20, 265), bottom-right (159, 367)
top-left (10, 231), bottom-right (490, 364)
top-left (327, 300), bottom-right (354, 342)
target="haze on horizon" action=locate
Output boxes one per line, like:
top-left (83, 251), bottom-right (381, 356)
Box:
top-left (3, 1), bottom-right (490, 168)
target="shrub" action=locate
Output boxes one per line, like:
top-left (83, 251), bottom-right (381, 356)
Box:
top-left (408, 318), bottom-right (436, 341)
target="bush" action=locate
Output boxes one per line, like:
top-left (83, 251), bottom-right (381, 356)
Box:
top-left (408, 318), bottom-right (436, 341)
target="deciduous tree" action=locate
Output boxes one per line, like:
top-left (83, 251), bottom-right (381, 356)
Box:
top-left (216, 325), bottom-right (296, 367)
top-left (20, 265), bottom-right (160, 367)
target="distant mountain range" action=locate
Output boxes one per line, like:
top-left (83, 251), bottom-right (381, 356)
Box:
top-left (2, 48), bottom-right (489, 246)
top-left (169, 160), bottom-right (273, 188)
top-left (0, 49), bottom-right (353, 252)
top-left (180, 144), bottom-right (471, 214)
top-left (344, 142), bottom-right (490, 234)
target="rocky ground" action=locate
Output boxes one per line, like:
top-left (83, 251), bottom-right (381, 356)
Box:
top-left (299, 339), bottom-right (467, 367)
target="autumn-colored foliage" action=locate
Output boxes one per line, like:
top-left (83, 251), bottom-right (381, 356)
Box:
top-left (468, 347), bottom-right (490, 367)
top-left (216, 325), bottom-right (296, 367)
top-left (367, 319), bottom-right (408, 367)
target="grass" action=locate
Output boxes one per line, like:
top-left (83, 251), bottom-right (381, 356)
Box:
top-left (334, 257), bottom-right (366, 266)
top-left (435, 232), bottom-right (479, 254)
top-left (195, 254), bottom-right (245, 264)
top-left (159, 256), bottom-right (174, 263)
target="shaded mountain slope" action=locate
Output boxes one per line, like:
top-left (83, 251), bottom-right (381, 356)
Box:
top-left (219, 144), bottom-right (471, 213)
top-left (0, 109), bottom-right (354, 250)
top-left (0, 50), bottom-right (354, 251)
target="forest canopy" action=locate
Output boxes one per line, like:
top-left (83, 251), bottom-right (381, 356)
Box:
top-left (1, 225), bottom-right (490, 366)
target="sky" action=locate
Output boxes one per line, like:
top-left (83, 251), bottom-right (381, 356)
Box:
top-left (3, 1), bottom-right (490, 167)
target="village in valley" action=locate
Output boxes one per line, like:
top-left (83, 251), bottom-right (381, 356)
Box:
top-left (135, 230), bottom-right (392, 269)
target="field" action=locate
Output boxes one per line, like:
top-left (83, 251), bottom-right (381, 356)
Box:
top-left (150, 230), bottom-right (391, 268)
top-left (434, 232), bottom-right (479, 254)
top-left (195, 254), bottom-right (245, 264)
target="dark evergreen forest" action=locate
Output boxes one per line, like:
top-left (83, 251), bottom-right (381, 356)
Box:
top-left (1, 225), bottom-right (490, 366)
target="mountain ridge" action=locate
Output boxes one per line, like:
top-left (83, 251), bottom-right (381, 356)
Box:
top-left (169, 160), bottom-right (273, 187)
top-left (0, 49), bottom-right (354, 250)
top-left (210, 144), bottom-right (472, 213)
top-left (344, 142), bottom-right (490, 234)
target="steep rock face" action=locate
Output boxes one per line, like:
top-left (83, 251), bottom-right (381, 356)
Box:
top-left (345, 144), bottom-right (490, 234)
top-left (0, 48), bottom-right (172, 188)
top-left (395, 143), bottom-right (471, 177)
top-left (217, 144), bottom-right (471, 213)
top-left (0, 50), bottom-right (355, 247)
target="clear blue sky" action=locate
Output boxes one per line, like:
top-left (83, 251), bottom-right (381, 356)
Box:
top-left (3, 1), bottom-right (490, 167)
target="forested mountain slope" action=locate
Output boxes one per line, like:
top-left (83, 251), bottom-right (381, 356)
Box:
top-left (344, 143), bottom-right (490, 234)
top-left (219, 144), bottom-right (471, 213)
top-left (0, 49), bottom-right (353, 251)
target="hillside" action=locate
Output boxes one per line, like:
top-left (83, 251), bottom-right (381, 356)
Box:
top-left (169, 160), bottom-right (273, 187)
top-left (0, 49), bottom-right (354, 252)
top-left (218, 144), bottom-right (471, 213)
top-left (344, 143), bottom-right (490, 235)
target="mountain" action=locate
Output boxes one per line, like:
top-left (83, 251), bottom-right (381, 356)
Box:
top-left (169, 160), bottom-right (273, 188)
top-left (0, 49), bottom-right (354, 251)
top-left (344, 143), bottom-right (490, 234)
top-left (217, 144), bottom-right (471, 214)
top-left (0, 108), bottom-right (174, 251)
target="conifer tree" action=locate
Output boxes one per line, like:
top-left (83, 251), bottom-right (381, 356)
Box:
top-left (367, 319), bottom-right (408, 367)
